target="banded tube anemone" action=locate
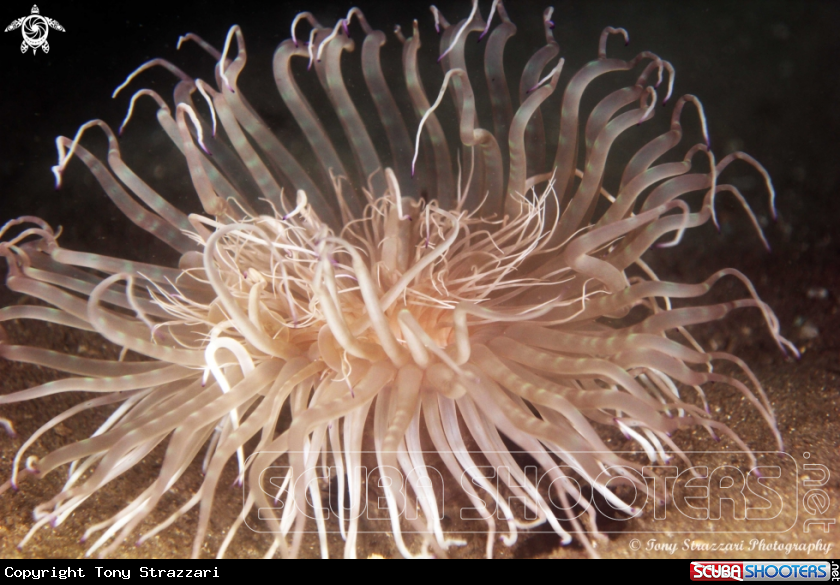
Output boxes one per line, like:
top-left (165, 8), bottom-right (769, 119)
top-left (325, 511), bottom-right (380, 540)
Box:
top-left (0, 1), bottom-right (796, 558)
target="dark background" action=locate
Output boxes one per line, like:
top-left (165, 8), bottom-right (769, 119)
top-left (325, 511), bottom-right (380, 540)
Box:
top-left (1, 0), bottom-right (838, 262)
top-left (0, 0), bottom-right (838, 558)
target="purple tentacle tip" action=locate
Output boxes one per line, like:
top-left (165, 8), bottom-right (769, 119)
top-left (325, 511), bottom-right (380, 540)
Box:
top-left (548, 20), bottom-right (555, 30)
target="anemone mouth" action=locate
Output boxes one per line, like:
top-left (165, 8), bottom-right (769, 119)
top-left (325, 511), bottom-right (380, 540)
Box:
top-left (0, 1), bottom-right (795, 559)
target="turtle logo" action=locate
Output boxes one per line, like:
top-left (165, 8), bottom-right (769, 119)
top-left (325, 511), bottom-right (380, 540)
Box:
top-left (5, 5), bottom-right (64, 54)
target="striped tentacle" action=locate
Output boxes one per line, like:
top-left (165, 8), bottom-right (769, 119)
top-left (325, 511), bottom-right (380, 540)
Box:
top-left (399, 20), bottom-right (454, 207)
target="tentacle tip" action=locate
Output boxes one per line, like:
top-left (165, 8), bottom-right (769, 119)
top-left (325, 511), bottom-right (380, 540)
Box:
top-left (548, 20), bottom-right (555, 29)
top-left (16, 545), bottom-right (23, 551)
top-left (10, 482), bottom-right (18, 491)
